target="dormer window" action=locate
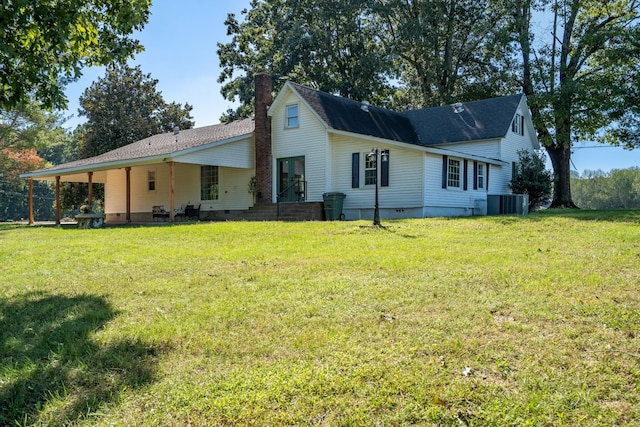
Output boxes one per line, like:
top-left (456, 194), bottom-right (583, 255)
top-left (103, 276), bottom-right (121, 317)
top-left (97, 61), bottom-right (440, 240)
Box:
top-left (286, 104), bottom-right (299, 128)
top-left (512, 114), bottom-right (524, 136)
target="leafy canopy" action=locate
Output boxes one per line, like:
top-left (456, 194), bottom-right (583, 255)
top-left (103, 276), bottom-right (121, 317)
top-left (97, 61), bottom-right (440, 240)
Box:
top-left (0, 0), bottom-right (151, 110)
top-left (78, 63), bottom-right (194, 158)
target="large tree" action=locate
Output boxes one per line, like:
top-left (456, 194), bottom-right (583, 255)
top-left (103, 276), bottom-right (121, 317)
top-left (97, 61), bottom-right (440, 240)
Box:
top-left (373, 0), bottom-right (517, 107)
top-left (510, 0), bottom-right (640, 207)
top-left (0, 0), bottom-right (151, 110)
top-left (217, 0), bottom-right (395, 121)
top-left (78, 63), bottom-right (194, 158)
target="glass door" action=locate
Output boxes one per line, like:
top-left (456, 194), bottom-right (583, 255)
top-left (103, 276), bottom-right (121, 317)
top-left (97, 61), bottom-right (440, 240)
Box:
top-left (277, 156), bottom-right (305, 202)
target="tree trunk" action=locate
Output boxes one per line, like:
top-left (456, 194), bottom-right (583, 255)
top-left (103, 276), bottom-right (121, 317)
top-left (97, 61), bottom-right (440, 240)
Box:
top-left (546, 145), bottom-right (578, 208)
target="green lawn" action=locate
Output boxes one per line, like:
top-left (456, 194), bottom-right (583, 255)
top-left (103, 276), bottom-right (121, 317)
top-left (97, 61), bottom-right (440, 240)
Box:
top-left (1, 210), bottom-right (639, 426)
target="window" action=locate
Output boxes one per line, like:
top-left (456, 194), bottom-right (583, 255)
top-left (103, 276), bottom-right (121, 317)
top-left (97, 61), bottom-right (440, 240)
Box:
top-left (201, 165), bottom-right (219, 200)
top-left (147, 169), bottom-right (156, 191)
top-left (447, 158), bottom-right (461, 188)
top-left (353, 150), bottom-right (389, 188)
top-left (512, 114), bottom-right (524, 136)
top-left (477, 163), bottom-right (485, 189)
top-left (286, 105), bottom-right (299, 128)
top-left (364, 152), bottom-right (377, 185)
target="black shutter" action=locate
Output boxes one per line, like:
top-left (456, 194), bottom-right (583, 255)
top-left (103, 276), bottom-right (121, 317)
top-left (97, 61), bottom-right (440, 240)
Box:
top-left (463, 159), bottom-right (468, 191)
top-left (352, 153), bottom-right (360, 188)
top-left (442, 155), bottom-right (448, 189)
top-left (473, 161), bottom-right (478, 190)
top-left (486, 164), bottom-right (490, 191)
top-left (381, 150), bottom-right (389, 187)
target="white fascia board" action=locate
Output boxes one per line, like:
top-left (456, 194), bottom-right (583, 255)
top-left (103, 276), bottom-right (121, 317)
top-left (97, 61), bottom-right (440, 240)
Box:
top-left (21, 134), bottom-right (254, 180)
top-left (327, 128), bottom-right (507, 166)
top-left (327, 128), bottom-right (410, 149)
top-left (20, 155), bottom-right (168, 179)
top-left (171, 133), bottom-right (253, 159)
top-left (423, 146), bottom-right (508, 166)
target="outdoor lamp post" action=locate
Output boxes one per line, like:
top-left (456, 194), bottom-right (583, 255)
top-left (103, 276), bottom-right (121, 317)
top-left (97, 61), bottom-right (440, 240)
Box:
top-left (367, 147), bottom-right (388, 226)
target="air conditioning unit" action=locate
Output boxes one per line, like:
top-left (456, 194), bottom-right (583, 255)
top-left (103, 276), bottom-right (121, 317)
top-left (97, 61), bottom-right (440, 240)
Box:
top-left (487, 194), bottom-right (529, 215)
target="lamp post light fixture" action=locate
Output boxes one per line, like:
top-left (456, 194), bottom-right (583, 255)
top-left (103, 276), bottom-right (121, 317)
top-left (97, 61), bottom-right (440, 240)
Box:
top-left (367, 147), bottom-right (388, 226)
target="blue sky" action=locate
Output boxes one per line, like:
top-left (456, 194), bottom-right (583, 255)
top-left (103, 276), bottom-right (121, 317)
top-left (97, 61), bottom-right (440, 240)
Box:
top-left (63, 0), bottom-right (640, 174)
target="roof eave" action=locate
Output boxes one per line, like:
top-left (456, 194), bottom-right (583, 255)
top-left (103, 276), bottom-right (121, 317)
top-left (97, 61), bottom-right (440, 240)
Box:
top-left (20, 154), bottom-right (169, 179)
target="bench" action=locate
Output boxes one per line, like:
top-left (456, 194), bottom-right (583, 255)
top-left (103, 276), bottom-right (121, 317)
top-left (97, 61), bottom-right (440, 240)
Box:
top-left (152, 205), bottom-right (170, 221)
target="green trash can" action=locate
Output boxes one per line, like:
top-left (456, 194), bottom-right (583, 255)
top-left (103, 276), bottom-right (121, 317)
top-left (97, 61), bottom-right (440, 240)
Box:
top-left (323, 192), bottom-right (346, 220)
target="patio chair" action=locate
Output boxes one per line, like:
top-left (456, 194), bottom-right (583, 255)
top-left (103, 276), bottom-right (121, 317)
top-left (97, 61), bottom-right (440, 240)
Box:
top-left (185, 204), bottom-right (201, 220)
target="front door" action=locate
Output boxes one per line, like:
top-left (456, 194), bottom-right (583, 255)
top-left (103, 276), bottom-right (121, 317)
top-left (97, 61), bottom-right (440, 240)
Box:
top-left (277, 157), bottom-right (305, 202)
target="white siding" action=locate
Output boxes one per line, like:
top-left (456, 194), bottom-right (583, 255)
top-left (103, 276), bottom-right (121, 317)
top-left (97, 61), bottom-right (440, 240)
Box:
top-left (271, 91), bottom-right (328, 202)
top-left (330, 134), bottom-right (424, 211)
top-left (104, 162), bottom-right (254, 215)
top-left (422, 153), bottom-right (489, 216)
top-left (175, 137), bottom-right (254, 168)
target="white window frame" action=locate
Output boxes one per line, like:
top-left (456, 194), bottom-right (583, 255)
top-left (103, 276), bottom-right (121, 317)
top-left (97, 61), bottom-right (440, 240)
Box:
top-left (447, 158), bottom-right (461, 189)
top-left (477, 163), bottom-right (485, 190)
top-left (364, 152), bottom-right (377, 186)
top-left (200, 165), bottom-right (219, 201)
top-left (285, 104), bottom-right (299, 128)
top-left (512, 114), bottom-right (524, 135)
top-left (147, 169), bottom-right (156, 192)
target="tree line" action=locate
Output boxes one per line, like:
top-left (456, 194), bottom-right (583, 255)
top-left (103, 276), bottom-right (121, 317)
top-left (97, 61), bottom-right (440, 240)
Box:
top-left (571, 168), bottom-right (640, 209)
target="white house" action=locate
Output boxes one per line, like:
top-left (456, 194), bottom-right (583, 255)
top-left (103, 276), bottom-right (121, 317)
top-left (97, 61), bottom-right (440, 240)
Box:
top-left (22, 74), bottom-right (539, 223)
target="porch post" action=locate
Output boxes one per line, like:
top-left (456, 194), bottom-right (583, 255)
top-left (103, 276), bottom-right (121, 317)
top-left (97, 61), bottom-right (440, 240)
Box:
top-left (28, 178), bottom-right (34, 224)
top-left (87, 172), bottom-right (93, 207)
top-left (169, 161), bottom-right (175, 222)
top-left (125, 167), bottom-right (131, 223)
top-left (55, 176), bottom-right (61, 225)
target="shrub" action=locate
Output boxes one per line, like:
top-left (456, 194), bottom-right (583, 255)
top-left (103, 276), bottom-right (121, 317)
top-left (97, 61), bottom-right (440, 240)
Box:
top-left (510, 149), bottom-right (553, 211)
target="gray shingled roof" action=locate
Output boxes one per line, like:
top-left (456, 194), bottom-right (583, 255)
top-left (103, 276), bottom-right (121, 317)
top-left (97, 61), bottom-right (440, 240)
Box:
top-left (28, 118), bottom-right (255, 175)
top-left (289, 82), bottom-right (421, 144)
top-left (402, 94), bottom-right (524, 145)
top-left (290, 82), bottom-right (523, 147)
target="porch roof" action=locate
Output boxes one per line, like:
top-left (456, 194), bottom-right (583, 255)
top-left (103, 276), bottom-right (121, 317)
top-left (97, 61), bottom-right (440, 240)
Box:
top-left (22, 118), bottom-right (255, 179)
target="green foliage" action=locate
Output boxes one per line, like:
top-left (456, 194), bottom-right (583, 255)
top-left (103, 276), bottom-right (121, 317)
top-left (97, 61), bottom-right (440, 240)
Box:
top-left (374, 0), bottom-right (517, 107)
top-left (510, 149), bottom-right (553, 211)
top-left (217, 0), bottom-right (397, 120)
top-left (0, 101), bottom-right (69, 220)
top-left (78, 63), bottom-right (194, 158)
top-left (0, 0), bottom-right (151, 110)
top-left (217, 0), bottom-right (519, 119)
top-left (1, 214), bottom-right (640, 424)
top-left (509, 0), bottom-right (640, 206)
top-left (572, 167), bottom-right (640, 208)
top-left (0, 101), bottom-right (65, 151)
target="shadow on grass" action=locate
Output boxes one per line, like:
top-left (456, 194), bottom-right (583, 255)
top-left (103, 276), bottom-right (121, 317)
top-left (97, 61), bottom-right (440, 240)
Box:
top-left (0, 292), bottom-right (159, 425)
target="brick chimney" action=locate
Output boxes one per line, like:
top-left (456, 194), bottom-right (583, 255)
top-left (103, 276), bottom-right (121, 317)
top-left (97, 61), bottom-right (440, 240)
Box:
top-left (254, 73), bottom-right (273, 203)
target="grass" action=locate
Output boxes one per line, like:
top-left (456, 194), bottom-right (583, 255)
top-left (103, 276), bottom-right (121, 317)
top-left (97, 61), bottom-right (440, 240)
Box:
top-left (1, 209), bottom-right (639, 426)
